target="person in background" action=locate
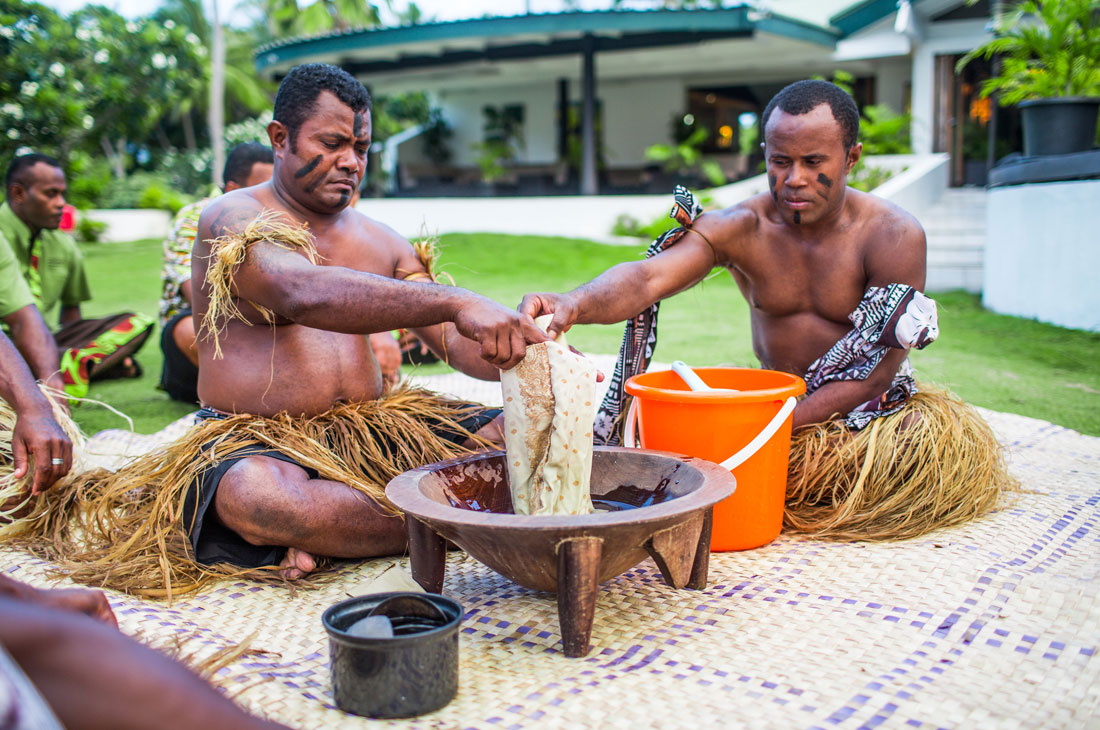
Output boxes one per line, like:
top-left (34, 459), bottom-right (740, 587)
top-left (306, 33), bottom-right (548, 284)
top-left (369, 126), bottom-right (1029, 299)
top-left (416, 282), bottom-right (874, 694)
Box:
top-left (159, 143), bottom-right (273, 404)
top-left (0, 153), bottom-right (153, 399)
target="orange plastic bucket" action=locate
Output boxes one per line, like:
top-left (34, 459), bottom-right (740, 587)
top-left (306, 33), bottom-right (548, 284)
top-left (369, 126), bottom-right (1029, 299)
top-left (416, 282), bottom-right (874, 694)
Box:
top-left (623, 367), bottom-right (805, 551)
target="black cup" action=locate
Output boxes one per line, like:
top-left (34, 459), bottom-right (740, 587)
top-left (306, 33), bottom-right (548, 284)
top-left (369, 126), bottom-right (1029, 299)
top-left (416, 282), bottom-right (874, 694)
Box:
top-left (322, 592), bottom-right (462, 719)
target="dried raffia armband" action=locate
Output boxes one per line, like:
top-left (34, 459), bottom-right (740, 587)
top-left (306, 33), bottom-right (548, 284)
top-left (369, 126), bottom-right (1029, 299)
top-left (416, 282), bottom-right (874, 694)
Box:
top-left (396, 235), bottom-right (455, 363)
top-left (201, 211), bottom-right (320, 359)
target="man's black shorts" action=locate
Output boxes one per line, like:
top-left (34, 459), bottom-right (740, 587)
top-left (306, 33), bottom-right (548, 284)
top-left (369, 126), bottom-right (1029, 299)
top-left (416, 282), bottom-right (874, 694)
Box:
top-left (159, 310), bottom-right (199, 404)
top-left (182, 405), bottom-right (502, 569)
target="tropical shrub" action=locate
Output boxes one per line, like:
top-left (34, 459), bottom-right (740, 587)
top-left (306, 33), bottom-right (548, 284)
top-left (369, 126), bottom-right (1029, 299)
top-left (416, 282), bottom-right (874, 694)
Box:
top-left (957, 0), bottom-right (1100, 104)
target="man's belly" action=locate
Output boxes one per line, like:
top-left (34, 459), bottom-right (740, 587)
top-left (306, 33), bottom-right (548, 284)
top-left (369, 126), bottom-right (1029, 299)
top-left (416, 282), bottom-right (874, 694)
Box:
top-left (197, 324), bottom-right (383, 416)
top-left (751, 311), bottom-right (851, 376)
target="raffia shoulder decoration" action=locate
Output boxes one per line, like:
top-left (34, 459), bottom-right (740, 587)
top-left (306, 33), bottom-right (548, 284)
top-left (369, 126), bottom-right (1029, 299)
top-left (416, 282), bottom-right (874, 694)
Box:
top-left (201, 210), bottom-right (320, 359)
top-left (397, 235), bottom-right (455, 286)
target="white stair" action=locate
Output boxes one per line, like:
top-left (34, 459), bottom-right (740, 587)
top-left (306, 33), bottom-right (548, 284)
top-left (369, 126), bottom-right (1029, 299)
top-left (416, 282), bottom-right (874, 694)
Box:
top-left (921, 187), bottom-right (986, 293)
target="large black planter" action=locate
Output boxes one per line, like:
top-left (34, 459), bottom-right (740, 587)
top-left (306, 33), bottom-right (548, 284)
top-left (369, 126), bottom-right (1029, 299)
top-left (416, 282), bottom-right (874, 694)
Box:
top-left (1019, 97), bottom-right (1100, 156)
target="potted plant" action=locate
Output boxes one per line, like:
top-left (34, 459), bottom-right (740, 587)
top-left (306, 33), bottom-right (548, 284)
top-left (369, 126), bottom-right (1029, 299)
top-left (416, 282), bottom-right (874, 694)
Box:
top-left (957, 0), bottom-right (1100, 156)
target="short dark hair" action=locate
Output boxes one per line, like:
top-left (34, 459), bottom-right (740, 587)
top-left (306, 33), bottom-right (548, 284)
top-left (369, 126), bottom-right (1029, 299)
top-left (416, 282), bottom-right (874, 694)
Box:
top-left (5, 152), bottom-right (63, 193)
top-left (761, 80), bottom-right (860, 150)
top-left (272, 63), bottom-right (371, 148)
top-left (223, 142), bottom-right (273, 188)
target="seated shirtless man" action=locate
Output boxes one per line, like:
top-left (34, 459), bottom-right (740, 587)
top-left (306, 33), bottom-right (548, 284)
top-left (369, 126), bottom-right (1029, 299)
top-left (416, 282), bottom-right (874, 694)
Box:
top-left (187, 64), bottom-right (549, 579)
top-left (522, 80), bottom-right (1010, 541)
top-left (9, 64), bottom-right (547, 591)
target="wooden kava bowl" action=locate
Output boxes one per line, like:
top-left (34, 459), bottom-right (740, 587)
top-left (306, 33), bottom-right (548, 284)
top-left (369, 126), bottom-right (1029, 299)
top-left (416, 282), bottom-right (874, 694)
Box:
top-left (385, 446), bottom-right (736, 657)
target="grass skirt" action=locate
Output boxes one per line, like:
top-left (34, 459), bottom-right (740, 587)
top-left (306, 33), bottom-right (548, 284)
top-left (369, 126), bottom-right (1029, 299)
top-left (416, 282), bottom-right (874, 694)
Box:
top-left (0, 385), bottom-right (491, 597)
top-left (784, 385), bottom-right (1017, 541)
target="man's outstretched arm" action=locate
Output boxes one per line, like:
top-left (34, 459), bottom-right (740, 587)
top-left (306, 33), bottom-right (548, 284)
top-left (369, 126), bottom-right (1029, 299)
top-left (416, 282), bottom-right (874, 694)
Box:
top-left (519, 230), bottom-right (719, 339)
top-left (236, 243), bottom-right (547, 370)
top-left (196, 199), bottom-right (547, 370)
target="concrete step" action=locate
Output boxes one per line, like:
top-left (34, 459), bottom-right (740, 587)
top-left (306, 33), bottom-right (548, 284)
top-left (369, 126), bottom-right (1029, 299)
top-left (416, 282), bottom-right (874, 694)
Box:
top-left (927, 249), bottom-right (983, 267)
top-left (927, 267), bottom-right (983, 293)
top-left (926, 236), bottom-right (984, 251)
top-left (925, 220), bottom-right (985, 234)
top-left (921, 188), bottom-right (986, 294)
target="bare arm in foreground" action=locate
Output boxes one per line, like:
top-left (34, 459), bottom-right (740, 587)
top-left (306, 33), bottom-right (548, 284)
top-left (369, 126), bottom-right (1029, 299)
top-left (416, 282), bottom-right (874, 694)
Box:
top-left (0, 589), bottom-right (289, 730)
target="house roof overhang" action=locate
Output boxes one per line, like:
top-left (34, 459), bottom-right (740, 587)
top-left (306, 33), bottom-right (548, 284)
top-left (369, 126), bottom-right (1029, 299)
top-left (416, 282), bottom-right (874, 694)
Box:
top-left (255, 8), bottom-right (842, 93)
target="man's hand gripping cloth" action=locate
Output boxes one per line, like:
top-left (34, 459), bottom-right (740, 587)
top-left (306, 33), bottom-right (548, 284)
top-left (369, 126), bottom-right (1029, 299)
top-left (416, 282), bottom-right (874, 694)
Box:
top-left (785, 284), bottom-right (1017, 541)
top-left (501, 318), bottom-right (597, 516)
top-left (595, 186), bottom-right (702, 446)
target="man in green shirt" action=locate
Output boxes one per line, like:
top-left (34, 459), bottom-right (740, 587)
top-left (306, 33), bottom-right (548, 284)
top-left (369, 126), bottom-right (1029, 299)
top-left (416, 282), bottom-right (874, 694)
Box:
top-left (1, 153), bottom-right (153, 398)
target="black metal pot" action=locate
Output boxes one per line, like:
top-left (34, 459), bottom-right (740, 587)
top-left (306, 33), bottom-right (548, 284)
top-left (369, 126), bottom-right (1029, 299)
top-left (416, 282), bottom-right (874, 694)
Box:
top-left (322, 592), bottom-right (462, 719)
top-left (1020, 97), bottom-right (1100, 156)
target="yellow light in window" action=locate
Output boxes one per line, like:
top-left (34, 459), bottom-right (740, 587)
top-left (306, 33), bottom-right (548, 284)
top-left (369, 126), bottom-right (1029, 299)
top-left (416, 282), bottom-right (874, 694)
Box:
top-left (719, 125), bottom-right (733, 138)
top-left (969, 97), bottom-right (991, 124)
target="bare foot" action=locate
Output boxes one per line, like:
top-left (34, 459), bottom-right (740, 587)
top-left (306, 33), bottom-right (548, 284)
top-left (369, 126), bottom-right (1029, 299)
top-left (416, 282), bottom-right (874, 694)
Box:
top-left (278, 547), bottom-right (316, 580)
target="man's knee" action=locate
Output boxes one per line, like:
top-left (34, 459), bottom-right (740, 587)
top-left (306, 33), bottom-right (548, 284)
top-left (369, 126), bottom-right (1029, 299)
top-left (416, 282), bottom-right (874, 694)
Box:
top-left (214, 456), bottom-right (312, 546)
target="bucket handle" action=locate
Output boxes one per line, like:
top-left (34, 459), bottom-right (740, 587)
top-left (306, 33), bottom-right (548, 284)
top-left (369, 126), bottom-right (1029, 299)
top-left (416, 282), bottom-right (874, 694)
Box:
top-left (623, 396), bottom-right (798, 472)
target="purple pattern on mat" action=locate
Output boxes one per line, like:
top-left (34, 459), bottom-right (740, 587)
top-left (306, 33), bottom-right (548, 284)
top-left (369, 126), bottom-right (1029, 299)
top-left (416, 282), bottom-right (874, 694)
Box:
top-left (5, 423), bottom-right (1095, 730)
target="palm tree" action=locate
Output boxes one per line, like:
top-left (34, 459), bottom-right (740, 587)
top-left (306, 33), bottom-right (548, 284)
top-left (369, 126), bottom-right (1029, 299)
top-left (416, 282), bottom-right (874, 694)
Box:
top-left (263, 0), bottom-right (382, 40)
top-left (209, 0), bottom-right (225, 186)
top-left (153, 0), bottom-right (273, 161)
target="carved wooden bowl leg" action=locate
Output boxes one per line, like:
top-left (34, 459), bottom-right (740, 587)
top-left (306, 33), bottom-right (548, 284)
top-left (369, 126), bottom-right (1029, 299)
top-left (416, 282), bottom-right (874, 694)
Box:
top-left (556, 536), bottom-right (603, 658)
top-left (643, 512), bottom-right (704, 589)
top-left (687, 507), bottom-right (714, 590)
top-left (408, 517), bottom-right (447, 593)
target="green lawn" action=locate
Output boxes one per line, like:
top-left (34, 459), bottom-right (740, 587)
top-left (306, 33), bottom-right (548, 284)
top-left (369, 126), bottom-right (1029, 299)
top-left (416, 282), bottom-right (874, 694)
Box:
top-left (71, 234), bottom-right (1100, 436)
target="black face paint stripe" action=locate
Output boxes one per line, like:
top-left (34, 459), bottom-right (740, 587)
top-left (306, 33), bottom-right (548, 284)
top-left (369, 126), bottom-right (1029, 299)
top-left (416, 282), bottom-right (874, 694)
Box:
top-left (817, 173), bottom-right (834, 188)
top-left (295, 155), bottom-right (323, 179)
top-left (793, 212), bottom-right (801, 225)
top-left (353, 113), bottom-right (364, 137)
top-left (338, 191), bottom-right (350, 207)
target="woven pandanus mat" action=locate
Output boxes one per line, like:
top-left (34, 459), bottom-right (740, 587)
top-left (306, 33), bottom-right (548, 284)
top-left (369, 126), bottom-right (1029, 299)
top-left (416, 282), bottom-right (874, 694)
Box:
top-left (2, 406), bottom-right (1098, 729)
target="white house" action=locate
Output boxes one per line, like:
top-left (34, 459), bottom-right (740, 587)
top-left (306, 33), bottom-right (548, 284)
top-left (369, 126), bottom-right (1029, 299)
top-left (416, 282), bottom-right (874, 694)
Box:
top-left (255, 1), bottom-right (1005, 195)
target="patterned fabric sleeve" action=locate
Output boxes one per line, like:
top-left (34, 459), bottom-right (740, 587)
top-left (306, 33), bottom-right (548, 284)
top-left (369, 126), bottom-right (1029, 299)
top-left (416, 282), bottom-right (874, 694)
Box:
top-left (159, 198), bottom-right (209, 327)
top-left (803, 284), bottom-right (939, 430)
top-left (594, 186), bottom-right (703, 445)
